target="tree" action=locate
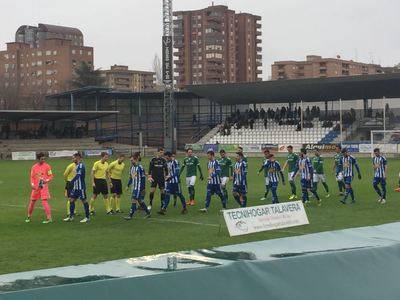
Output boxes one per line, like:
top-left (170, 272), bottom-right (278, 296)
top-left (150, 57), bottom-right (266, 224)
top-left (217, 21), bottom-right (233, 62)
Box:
top-left (152, 53), bottom-right (163, 85)
top-left (70, 61), bottom-right (105, 88)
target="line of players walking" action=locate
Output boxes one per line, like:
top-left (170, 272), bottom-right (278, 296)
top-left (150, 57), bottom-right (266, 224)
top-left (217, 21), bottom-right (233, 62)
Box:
top-left (24, 144), bottom-right (389, 224)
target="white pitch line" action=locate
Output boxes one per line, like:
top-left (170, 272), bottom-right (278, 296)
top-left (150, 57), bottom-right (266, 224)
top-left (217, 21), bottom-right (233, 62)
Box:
top-left (151, 217), bottom-right (220, 228)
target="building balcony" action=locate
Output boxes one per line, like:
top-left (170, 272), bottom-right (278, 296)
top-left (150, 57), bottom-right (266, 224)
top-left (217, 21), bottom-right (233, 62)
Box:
top-left (256, 39), bottom-right (262, 44)
top-left (257, 47), bottom-right (262, 52)
top-left (256, 23), bottom-right (262, 29)
top-left (256, 30), bottom-right (262, 36)
top-left (256, 69), bottom-right (263, 74)
top-left (256, 54), bottom-right (262, 60)
top-left (206, 15), bottom-right (222, 24)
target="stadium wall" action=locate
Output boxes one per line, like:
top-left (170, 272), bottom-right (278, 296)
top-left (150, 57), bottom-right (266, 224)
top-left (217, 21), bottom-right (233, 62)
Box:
top-left (2, 243), bottom-right (400, 300)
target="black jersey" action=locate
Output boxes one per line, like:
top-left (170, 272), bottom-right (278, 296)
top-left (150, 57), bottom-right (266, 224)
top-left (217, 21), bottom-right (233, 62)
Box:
top-left (148, 156), bottom-right (168, 179)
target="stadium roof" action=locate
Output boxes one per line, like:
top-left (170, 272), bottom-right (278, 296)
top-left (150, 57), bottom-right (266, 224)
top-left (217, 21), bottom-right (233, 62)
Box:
top-left (46, 86), bottom-right (111, 99)
top-left (186, 73), bottom-right (400, 104)
top-left (0, 110), bottom-right (118, 122)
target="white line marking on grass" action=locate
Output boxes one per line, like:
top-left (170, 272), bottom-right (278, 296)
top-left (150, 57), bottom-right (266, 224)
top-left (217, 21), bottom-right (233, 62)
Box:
top-left (151, 218), bottom-right (220, 228)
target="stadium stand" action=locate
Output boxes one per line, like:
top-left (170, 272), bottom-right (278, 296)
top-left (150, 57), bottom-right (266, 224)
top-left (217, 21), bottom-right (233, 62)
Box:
top-left (208, 119), bottom-right (340, 144)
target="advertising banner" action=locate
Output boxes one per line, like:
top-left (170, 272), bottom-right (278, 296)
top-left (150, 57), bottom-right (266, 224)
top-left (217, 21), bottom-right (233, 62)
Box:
top-left (162, 36), bottom-right (173, 85)
top-left (241, 144), bottom-right (261, 153)
top-left (303, 144), bottom-right (336, 152)
top-left (84, 149), bottom-right (113, 157)
top-left (220, 144), bottom-right (238, 153)
top-left (277, 144), bottom-right (302, 153)
top-left (48, 150), bottom-right (77, 158)
top-left (203, 144), bottom-right (219, 153)
top-left (185, 144), bottom-right (203, 151)
top-left (223, 201), bottom-right (309, 237)
top-left (359, 144), bottom-right (372, 153)
top-left (11, 151), bottom-right (36, 161)
top-left (342, 143), bottom-right (359, 153)
top-left (261, 144), bottom-right (279, 151)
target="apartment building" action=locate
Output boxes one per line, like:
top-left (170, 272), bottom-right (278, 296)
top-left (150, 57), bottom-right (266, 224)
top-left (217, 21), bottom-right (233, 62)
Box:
top-left (0, 24), bottom-right (93, 95)
top-left (173, 5), bottom-right (262, 88)
top-left (272, 55), bottom-right (383, 80)
top-left (102, 65), bottom-right (155, 92)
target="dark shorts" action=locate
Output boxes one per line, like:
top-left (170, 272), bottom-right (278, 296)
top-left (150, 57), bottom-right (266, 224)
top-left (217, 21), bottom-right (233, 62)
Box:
top-left (151, 177), bottom-right (165, 189)
top-left (132, 189), bottom-right (145, 200)
top-left (373, 177), bottom-right (386, 186)
top-left (93, 178), bottom-right (108, 196)
top-left (70, 189), bottom-right (87, 201)
top-left (300, 179), bottom-right (313, 189)
top-left (110, 178), bottom-right (122, 195)
top-left (65, 181), bottom-right (73, 195)
top-left (268, 181), bottom-right (279, 189)
top-left (207, 184), bottom-right (222, 196)
top-left (166, 182), bottom-right (181, 195)
top-left (233, 184), bottom-right (247, 195)
top-left (344, 176), bottom-right (353, 185)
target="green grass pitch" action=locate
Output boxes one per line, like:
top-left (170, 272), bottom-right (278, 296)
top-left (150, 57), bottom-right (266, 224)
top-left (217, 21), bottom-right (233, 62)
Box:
top-left (0, 156), bottom-right (399, 275)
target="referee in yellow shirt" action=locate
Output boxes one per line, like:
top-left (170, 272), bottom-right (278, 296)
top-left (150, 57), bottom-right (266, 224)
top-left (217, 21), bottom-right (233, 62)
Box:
top-left (107, 154), bottom-right (126, 213)
top-left (90, 152), bottom-right (111, 215)
top-left (64, 157), bottom-right (76, 217)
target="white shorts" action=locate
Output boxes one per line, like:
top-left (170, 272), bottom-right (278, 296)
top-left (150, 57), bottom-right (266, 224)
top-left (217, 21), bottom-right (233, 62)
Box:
top-left (221, 177), bottom-right (229, 186)
top-left (336, 172), bottom-right (343, 181)
top-left (186, 176), bottom-right (196, 187)
top-left (265, 177), bottom-right (270, 186)
top-left (313, 174), bottom-right (326, 183)
top-left (288, 172), bottom-right (295, 182)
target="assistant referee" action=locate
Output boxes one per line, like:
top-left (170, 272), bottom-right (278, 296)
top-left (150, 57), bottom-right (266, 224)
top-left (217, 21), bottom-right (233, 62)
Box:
top-left (107, 154), bottom-right (126, 213)
top-left (90, 152), bottom-right (112, 215)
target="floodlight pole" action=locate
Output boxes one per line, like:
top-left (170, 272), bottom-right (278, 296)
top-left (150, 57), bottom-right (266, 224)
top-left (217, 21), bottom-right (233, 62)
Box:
top-left (339, 98), bottom-right (343, 146)
top-left (383, 96), bottom-right (386, 132)
top-left (162, 0), bottom-right (176, 152)
top-left (300, 100), bottom-right (303, 145)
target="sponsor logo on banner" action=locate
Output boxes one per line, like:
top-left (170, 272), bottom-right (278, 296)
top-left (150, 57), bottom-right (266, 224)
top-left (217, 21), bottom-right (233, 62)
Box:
top-left (220, 144), bottom-right (238, 153)
top-left (261, 144), bottom-right (279, 151)
top-left (84, 149), bottom-right (113, 157)
top-left (359, 144), bottom-right (372, 153)
top-left (203, 144), bottom-right (219, 153)
top-left (277, 144), bottom-right (302, 153)
top-left (185, 144), bottom-right (203, 151)
top-left (11, 151), bottom-right (36, 161)
top-left (48, 150), bottom-right (77, 158)
top-left (223, 201), bottom-right (309, 237)
top-left (241, 144), bottom-right (261, 153)
top-left (303, 144), bottom-right (336, 152)
top-left (342, 143), bottom-right (359, 153)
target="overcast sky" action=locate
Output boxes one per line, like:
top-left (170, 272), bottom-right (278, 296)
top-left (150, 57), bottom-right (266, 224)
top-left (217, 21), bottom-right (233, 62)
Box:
top-left (1, 0), bottom-right (399, 79)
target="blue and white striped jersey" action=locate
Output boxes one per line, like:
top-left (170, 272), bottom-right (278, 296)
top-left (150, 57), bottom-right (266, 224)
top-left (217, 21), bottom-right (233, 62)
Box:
top-left (129, 163), bottom-right (145, 191)
top-left (373, 155), bottom-right (387, 178)
top-left (264, 160), bottom-right (282, 183)
top-left (207, 159), bottom-right (222, 185)
top-left (297, 156), bottom-right (314, 180)
top-left (167, 159), bottom-right (180, 184)
top-left (339, 155), bottom-right (359, 177)
top-left (71, 163), bottom-right (86, 191)
top-left (233, 161), bottom-right (247, 186)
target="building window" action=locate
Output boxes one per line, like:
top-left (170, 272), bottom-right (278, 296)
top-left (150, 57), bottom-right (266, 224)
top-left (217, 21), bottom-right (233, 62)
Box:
top-left (37, 61), bottom-right (42, 66)
top-left (37, 51), bottom-right (42, 56)
top-left (79, 50), bottom-right (83, 55)
top-left (4, 54), bottom-right (9, 59)
top-left (72, 49), bottom-right (76, 54)
top-left (88, 51), bottom-right (92, 56)
top-left (53, 50), bottom-right (57, 55)
top-left (46, 50), bottom-right (52, 56)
